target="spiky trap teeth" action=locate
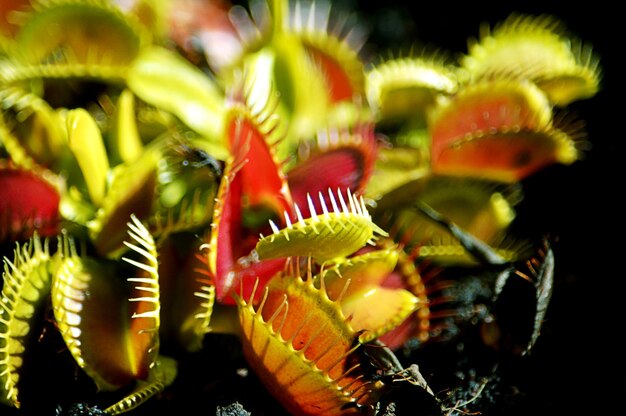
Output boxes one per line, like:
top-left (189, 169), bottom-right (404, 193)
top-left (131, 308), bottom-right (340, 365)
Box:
top-left (256, 188), bottom-right (386, 263)
top-left (236, 273), bottom-right (381, 415)
top-left (0, 1), bottom-right (601, 415)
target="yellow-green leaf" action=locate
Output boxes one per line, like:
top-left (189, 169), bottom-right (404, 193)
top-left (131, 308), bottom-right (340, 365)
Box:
top-left (15, 0), bottom-right (149, 67)
top-left (52, 252), bottom-right (134, 391)
top-left (105, 356), bottom-right (177, 415)
top-left (127, 46), bottom-right (226, 145)
top-left (52, 218), bottom-right (160, 392)
top-left (0, 235), bottom-right (53, 408)
top-left (88, 146), bottom-right (159, 256)
top-left (321, 248), bottom-right (399, 299)
top-left (255, 190), bottom-right (387, 263)
top-left (366, 56), bottom-right (458, 125)
top-left (110, 89), bottom-right (143, 164)
top-left (462, 14), bottom-right (601, 106)
top-left (342, 287), bottom-right (420, 343)
top-left (65, 108), bottom-right (110, 206)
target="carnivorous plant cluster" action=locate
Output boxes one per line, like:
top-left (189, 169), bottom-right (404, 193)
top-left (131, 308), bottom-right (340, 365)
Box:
top-left (0, 0), bottom-right (600, 415)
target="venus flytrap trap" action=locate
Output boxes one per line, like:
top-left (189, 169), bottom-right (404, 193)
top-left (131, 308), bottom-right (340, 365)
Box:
top-left (255, 189), bottom-right (387, 262)
top-left (0, 0), bottom-right (601, 415)
top-left (0, 233), bottom-right (53, 408)
top-left (235, 269), bottom-right (382, 415)
top-left (461, 14), bottom-right (601, 106)
top-left (51, 215), bottom-right (163, 392)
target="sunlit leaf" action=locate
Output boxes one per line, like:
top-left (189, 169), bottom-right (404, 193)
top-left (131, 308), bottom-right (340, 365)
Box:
top-left (15, 0), bottom-right (149, 64)
top-left (52, 249), bottom-right (136, 390)
top-left (64, 108), bottom-right (110, 206)
top-left (429, 79), bottom-right (578, 181)
top-left (462, 14), bottom-right (601, 105)
top-left (127, 46), bottom-right (226, 145)
top-left (237, 273), bottom-right (380, 415)
top-left (0, 235), bottom-right (53, 407)
top-left (366, 56), bottom-right (458, 125)
top-left (52, 217), bottom-right (160, 391)
top-left (110, 89), bottom-right (143, 164)
top-left (256, 189), bottom-right (387, 263)
top-left (88, 147), bottom-right (159, 256)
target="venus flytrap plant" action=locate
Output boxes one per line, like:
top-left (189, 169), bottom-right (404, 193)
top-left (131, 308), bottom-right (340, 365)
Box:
top-left (0, 1), bottom-right (601, 415)
top-left (51, 215), bottom-right (162, 391)
top-left (461, 14), bottom-right (601, 106)
top-left (235, 269), bottom-right (383, 416)
top-left (221, 0), bottom-right (369, 151)
top-left (0, 234), bottom-right (53, 408)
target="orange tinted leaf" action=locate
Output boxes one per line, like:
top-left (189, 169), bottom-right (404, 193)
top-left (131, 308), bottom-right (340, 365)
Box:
top-left (429, 80), bottom-right (577, 181)
top-left (237, 274), bottom-right (379, 415)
